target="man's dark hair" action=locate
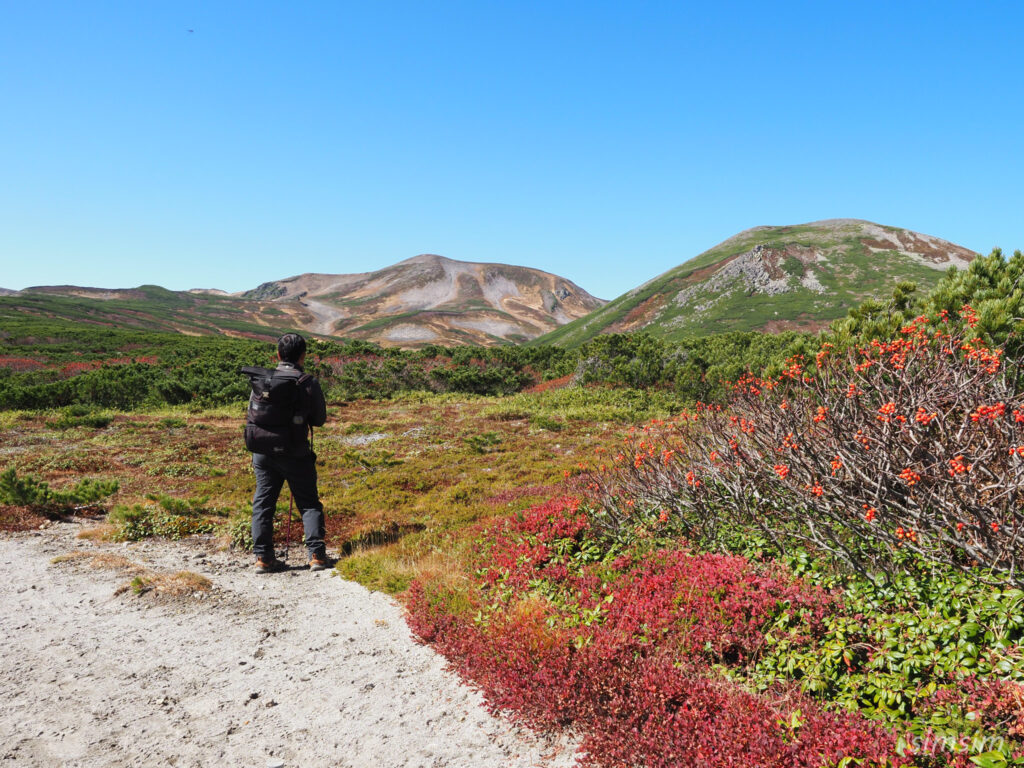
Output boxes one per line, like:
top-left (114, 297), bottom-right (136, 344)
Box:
top-left (277, 333), bottom-right (307, 364)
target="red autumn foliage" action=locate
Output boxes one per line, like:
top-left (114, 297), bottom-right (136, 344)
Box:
top-left (482, 484), bottom-right (561, 506)
top-left (407, 497), bottom-right (902, 767)
top-left (59, 361), bottom-right (102, 378)
top-left (922, 676), bottom-right (1024, 739)
top-left (523, 373), bottom-right (575, 394)
top-left (0, 355), bottom-right (47, 372)
top-left (55, 356), bottom-right (159, 379)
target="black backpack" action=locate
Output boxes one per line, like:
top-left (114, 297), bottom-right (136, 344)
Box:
top-left (241, 366), bottom-right (312, 455)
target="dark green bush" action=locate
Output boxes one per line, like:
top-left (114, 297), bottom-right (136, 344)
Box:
top-left (0, 468), bottom-right (119, 511)
top-left (108, 503), bottom-right (216, 541)
top-left (46, 406), bottom-right (114, 430)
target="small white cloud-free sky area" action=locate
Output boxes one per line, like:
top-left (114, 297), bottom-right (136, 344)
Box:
top-left (1, 1), bottom-right (1022, 300)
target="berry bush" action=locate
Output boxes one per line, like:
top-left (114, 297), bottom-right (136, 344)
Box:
top-left (577, 309), bottom-right (1024, 583)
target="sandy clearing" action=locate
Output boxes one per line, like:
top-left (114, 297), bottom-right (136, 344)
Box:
top-left (0, 523), bottom-right (578, 768)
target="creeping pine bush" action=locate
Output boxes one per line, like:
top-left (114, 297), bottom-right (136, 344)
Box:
top-left (577, 308), bottom-right (1024, 584)
top-left (0, 467), bottom-right (118, 512)
top-left (109, 495), bottom-right (216, 541)
top-left (46, 404), bottom-right (114, 429)
top-left (408, 497), bottom-right (902, 768)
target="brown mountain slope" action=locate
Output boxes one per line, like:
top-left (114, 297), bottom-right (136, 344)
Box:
top-left (241, 254), bottom-right (606, 346)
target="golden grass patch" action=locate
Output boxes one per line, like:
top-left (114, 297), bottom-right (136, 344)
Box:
top-left (115, 569), bottom-right (213, 598)
top-left (51, 551), bottom-right (212, 600)
top-left (76, 523), bottom-right (116, 541)
top-left (138, 570), bottom-right (212, 595)
top-left (51, 551), bottom-right (147, 574)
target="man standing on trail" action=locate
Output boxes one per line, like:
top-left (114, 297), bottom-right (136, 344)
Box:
top-left (245, 333), bottom-right (333, 574)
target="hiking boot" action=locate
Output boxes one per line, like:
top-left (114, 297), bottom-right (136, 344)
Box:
top-left (255, 557), bottom-right (287, 574)
top-left (308, 553), bottom-right (335, 571)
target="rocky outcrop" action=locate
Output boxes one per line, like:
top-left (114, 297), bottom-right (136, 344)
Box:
top-left (240, 282), bottom-right (288, 301)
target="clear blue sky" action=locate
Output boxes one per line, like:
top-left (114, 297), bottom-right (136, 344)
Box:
top-left (1, 1), bottom-right (1022, 300)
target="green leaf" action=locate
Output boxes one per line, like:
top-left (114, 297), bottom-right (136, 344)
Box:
top-left (970, 752), bottom-right (1008, 768)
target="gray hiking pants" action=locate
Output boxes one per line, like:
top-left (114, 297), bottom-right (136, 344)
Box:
top-left (251, 452), bottom-right (326, 560)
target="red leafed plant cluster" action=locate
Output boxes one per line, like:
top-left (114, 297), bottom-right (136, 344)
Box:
top-left (407, 497), bottom-right (904, 767)
top-left (483, 483), bottom-right (561, 507)
top-left (57, 356), bottom-right (160, 378)
top-left (575, 310), bottom-right (1024, 582)
top-left (921, 677), bottom-right (1024, 740)
top-left (0, 355), bottom-right (47, 372)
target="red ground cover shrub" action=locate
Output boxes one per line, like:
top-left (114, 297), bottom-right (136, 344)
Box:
top-left (0, 504), bottom-right (50, 532)
top-left (0, 355), bottom-right (46, 372)
top-left (523, 373), bottom-right (575, 394)
top-left (408, 497), bottom-right (902, 766)
top-left (104, 355), bottom-right (158, 365)
top-left (482, 484), bottom-right (561, 506)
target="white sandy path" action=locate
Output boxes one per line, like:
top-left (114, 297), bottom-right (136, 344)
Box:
top-left (0, 523), bottom-right (578, 768)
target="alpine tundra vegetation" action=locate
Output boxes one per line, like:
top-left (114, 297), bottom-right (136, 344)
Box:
top-left (4, 246), bottom-right (1024, 766)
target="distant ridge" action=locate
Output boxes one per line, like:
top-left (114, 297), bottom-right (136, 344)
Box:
top-left (0, 287), bottom-right (17, 296)
top-left (536, 219), bottom-right (977, 347)
top-left (2, 256), bottom-right (605, 347)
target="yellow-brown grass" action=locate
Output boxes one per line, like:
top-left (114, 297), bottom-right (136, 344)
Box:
top-left (52, 551), bottom-right (212, 599)
top-left (116, 570), bottom-right (213, 597)
top-left (139, 570), bottom-right (213, 595)
top-left (76, 524), bottom-right (116, 542)
top-left (51, 551), bottom-right (146, 574)
top-left (410, 549), bottom-right (473, 592)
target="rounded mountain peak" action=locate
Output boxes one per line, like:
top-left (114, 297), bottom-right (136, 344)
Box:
top-left (398, 253), bottom-right (451, 266)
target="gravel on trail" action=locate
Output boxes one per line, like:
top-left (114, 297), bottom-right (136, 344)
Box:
top-left (0, 521), bottom-right (578, 768)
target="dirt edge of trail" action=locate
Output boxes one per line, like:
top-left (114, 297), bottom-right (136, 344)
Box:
top-left (0, 522), bottom-right (578, 768)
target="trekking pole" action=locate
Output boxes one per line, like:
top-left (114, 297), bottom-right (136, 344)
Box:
top-left (284, 494), bottom-right (294, 563)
